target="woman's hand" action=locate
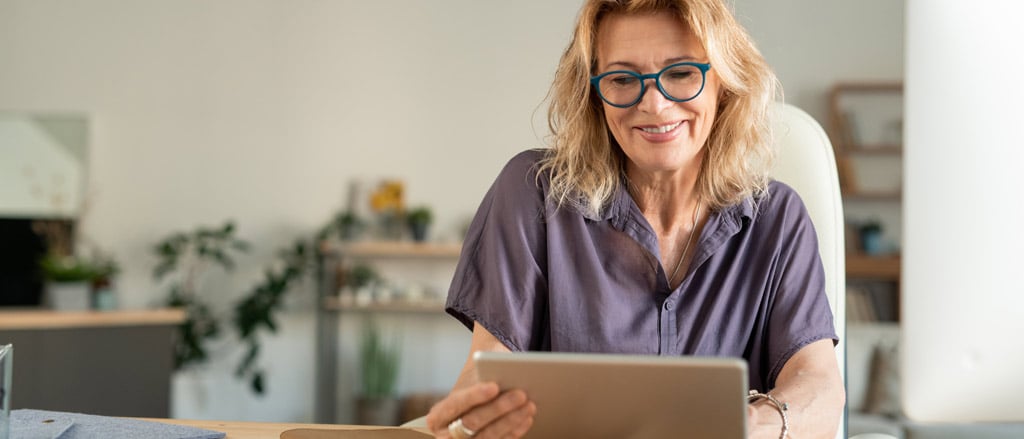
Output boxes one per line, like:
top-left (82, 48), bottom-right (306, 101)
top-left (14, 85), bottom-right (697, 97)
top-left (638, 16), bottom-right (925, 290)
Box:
top-left (747, 399), bottom-right (785, 439)
top-left (426, 381), bottom-right (537, 439)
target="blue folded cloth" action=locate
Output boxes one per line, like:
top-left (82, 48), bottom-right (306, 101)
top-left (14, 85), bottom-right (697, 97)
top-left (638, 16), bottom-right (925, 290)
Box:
top-left (11, 409), bottom-right (226, 439)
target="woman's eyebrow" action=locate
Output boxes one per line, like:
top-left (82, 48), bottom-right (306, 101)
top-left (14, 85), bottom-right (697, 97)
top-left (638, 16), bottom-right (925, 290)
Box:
top-left (601, 55), bottom-right (700, 72)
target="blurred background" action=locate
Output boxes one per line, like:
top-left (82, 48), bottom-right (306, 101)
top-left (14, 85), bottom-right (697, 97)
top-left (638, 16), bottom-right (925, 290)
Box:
top-left (0, 0), bottom-right (903, 427)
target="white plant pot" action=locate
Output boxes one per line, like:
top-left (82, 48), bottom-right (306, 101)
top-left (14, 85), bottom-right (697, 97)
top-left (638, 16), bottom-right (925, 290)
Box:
top-left (46, 281), bottom-right (91, 310)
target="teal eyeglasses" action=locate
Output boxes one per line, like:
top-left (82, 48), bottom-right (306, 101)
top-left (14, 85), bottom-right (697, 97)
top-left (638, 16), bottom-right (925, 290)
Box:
top-left (590, 62), bottom-right (711, 108)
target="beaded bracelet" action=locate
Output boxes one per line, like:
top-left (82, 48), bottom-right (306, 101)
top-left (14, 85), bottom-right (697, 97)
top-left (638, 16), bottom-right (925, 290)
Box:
top-left (748, 389), bottom-right (789, 439)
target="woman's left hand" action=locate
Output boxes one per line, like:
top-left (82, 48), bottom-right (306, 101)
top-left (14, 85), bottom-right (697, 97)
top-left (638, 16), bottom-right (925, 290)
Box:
top-left (426, 381), bottom-right (536, 438)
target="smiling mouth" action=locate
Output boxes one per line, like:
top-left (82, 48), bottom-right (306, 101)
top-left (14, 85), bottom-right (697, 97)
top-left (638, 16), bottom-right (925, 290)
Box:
top-left (638, 121), bottom-right (683, 134)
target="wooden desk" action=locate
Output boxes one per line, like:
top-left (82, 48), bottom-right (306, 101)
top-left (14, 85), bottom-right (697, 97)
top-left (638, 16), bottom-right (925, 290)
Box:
top-left (149, 418), bottom-right (431, 439)
top-left (0, 308), bottom-right (186, 417)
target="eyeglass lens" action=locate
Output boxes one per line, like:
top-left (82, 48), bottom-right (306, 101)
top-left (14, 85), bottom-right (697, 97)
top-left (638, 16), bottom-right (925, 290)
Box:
top-left (597, 64), bottom-right (704, 106)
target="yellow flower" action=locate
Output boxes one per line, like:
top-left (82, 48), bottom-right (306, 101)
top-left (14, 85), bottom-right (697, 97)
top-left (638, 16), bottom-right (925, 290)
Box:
top-left (369, 180), bottom-right (404, 213)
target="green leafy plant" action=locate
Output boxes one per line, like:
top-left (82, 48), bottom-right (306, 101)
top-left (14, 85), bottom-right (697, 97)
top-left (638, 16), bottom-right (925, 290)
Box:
top-left (39, 254), bottom-right (99, 282)
top-left (859, 220), bottom-right (882, 234)
top-left (153, 211), bottom-right (366, 395)
top-left (405, 206), bottom-right (433, 242)
top-left (39, 249), bottom-right (120, 284)
top-left (91, 254), bottom-right (120, 284)
top-left (153, 221), bottom-right (250, 370)
top-left (233, 239), bottom-right (313, 394)
top-left (347, 264), bottom-right (379, 290)
top-left (405, 206), bottom-right (433, 226)
top-left (229, 214), bottom-right (345, 394)
top-left (335, 210), bottom-right (366, 241)
top-left (360, 320), bottom-right (400, 399)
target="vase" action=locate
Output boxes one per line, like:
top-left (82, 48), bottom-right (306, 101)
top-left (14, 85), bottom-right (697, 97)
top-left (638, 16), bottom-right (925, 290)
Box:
top-left (860, 229), bottom-right (883, 255)
top-left (409, 222), bottom-right (429, 242)
top-left (375, 213), bottom-right (403, 241)
top-left (45, 281), bottom-right (91, 310)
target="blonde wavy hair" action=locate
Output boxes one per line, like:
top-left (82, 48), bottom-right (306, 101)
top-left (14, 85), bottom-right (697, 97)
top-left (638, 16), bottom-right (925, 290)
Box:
top-left (538, 0), bottom-right (780, 218)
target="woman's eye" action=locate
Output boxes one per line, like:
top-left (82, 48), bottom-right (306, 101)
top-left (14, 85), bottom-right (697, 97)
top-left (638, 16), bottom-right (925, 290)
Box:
top-left (665, 71), bottom-right (695, 81)
top-left (608, 75), bottom-right (639, 87)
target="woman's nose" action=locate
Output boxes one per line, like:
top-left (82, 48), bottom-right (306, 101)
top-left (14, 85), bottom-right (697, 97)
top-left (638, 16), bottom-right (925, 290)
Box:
top-left (636, 81), bottom-right (674, 114)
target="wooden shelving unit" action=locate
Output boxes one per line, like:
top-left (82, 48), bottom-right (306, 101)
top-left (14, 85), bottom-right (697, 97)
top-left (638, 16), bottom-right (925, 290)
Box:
top-left (828, 82), bottom-right (905, 197)
top-left (846, 253), bottom-right (901, 281)
top-left (841, 191), bottom-right (902, 202)
top-left (843, 144), bottom-right (902, 155)
top-left (314, 240), bottom-right (461, 424)
top-left (829, 82), bottom-right (904, 323)
top-left (320, 240), bottom-right (462, 259)
top-left (322, 296), bottom-right (445, 313)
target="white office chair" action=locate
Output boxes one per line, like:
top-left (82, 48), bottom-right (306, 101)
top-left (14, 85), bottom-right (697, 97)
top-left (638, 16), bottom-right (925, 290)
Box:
top-left (408, 104), bottom-right (871, 438)
top-left (769, 102), bottom-right (849, 439)
top-left (773, 103), bottom-right (896, 439)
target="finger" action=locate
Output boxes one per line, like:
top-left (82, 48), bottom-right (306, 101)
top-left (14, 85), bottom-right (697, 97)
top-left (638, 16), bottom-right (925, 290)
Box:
top-left (459, 389), bottom-right (529, 435)
top-left (479, 401), bottom-right (536, 439)
top-left (426, 382), bottom-right (500, 432)
top-left (504, 402), bottom-right (537, 439)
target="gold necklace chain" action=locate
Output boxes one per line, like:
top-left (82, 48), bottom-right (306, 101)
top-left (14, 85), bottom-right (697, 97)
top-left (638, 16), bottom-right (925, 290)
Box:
top-left (623, 176), bottom-right (701, 286)
top-left (668, 199), bottom-right (701, 285)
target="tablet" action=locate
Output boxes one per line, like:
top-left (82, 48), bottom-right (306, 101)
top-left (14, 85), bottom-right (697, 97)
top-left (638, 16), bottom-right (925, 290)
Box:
top-left (473, 351), bottom-right (748, 439)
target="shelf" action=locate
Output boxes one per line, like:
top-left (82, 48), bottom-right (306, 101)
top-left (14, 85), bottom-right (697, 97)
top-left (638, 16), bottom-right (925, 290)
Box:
top-left (323, 296), bottom-right (445, 314)
top-left (846, 253), bottom-right (901, 281)
top-left (842, 191), bottom-right (902, 202)
top-left (844, 144), bottom-right (902, 155)
top-left (320, 240), bottom-right (462, 258)
top-left (832, 82), bottom-right (903, 93)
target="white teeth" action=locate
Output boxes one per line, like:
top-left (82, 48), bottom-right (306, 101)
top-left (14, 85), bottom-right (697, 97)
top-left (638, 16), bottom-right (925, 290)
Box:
top-left (640, 121), bottom-right (682, 134)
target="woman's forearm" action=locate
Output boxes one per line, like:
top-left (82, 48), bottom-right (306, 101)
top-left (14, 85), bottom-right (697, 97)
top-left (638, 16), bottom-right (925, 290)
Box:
top-left (749, 339), bottom-right (846, 439)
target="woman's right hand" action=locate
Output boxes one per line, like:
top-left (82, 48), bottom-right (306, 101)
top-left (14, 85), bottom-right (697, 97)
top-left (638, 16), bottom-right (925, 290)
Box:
top-left (425, 381), bottom-right (537, 439)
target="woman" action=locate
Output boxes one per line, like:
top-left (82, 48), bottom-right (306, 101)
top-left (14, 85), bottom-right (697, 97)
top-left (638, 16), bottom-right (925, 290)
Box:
top-left (426, 0), bottom-right (845, 437)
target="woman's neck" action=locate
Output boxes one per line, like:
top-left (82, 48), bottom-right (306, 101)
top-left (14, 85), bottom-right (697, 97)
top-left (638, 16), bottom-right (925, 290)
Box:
top-left (625, 163), bottom-right (702, 232)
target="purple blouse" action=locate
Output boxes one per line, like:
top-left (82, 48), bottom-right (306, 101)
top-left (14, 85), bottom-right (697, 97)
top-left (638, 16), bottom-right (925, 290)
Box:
top-left (446, 149), bottom-right (837, 390)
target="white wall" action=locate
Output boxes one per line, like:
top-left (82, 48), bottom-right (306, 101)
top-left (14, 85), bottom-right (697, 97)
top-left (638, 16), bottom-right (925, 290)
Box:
top-left (0, 0), bottom-right (904, 423)
top-left (903, 0), bottom-right (1024, 422)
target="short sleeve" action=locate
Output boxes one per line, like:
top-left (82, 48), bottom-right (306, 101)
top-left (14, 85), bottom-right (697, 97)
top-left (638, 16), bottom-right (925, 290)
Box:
top-left (762, 187), bottom-right (839, 388)
top-left (445, 150), bottom-right (549, 352)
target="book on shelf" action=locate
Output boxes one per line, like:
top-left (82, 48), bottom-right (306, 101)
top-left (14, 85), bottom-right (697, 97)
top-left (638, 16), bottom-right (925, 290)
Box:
top-left (846, 283), bottom-right (900, 323)
top-left (846, 286), bottom-right (878, 323)
top-left (866, 285), bottom-right (898, 322)
top-left (840, 111), bottom-right (863, 151)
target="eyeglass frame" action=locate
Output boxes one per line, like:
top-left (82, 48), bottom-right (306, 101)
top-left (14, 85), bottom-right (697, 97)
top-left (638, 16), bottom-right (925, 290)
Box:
top-left (589, 62), bottom-right (712, 108)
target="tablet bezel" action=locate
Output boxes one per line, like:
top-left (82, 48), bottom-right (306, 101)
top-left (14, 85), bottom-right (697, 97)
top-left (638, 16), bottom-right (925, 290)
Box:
top-left (473, 351), bottom-right (748, 439)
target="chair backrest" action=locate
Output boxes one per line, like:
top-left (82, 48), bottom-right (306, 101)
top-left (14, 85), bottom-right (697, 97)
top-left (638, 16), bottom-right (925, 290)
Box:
top-left (769, 102), bottom-right (846, 439)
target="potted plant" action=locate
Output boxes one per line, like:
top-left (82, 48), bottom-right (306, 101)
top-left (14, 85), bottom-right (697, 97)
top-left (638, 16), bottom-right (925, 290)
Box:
top-left (405, 206), bottom-right (433, 242)
top-left (39, 253), bottom-right (98, 310)
top-left (334, 210), bottom-right (365, 241)
top-left (356, 320), bottom-right (401, 426)
top-left (89, 253), bottom-right (120, 310)
top-left (858, 220), bottom-right (883, 255)
top-left (369, 180), bottom-right (405, 240)
top-left (153, 221), bottom-right (249, 371)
